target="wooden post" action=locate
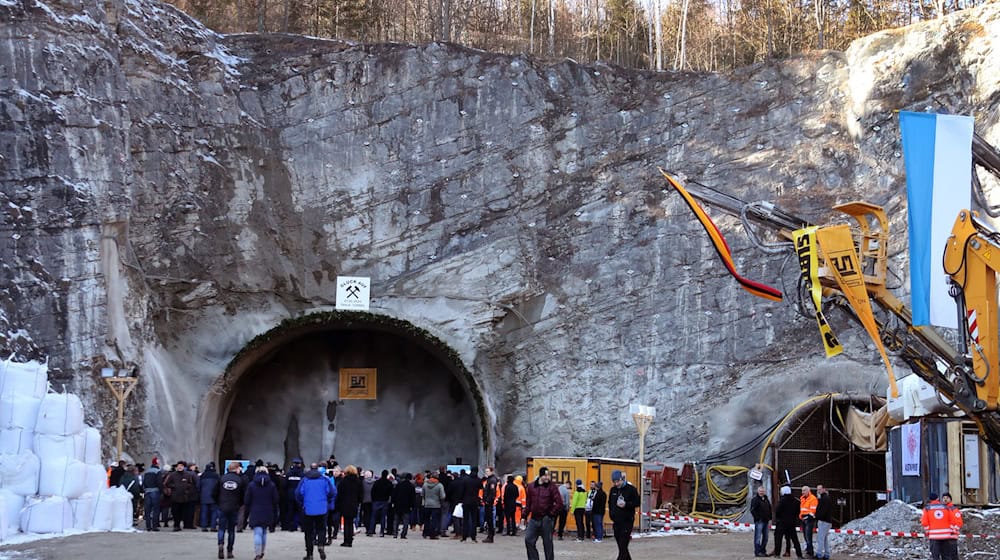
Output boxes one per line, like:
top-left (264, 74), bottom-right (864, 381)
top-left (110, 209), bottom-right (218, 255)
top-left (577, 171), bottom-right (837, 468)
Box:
top-left (104, 377), bottom-right (137, 462)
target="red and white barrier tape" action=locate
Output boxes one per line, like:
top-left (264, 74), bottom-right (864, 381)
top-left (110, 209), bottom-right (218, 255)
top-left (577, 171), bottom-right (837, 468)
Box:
top-left (644, 511), bottom-right (999, 539)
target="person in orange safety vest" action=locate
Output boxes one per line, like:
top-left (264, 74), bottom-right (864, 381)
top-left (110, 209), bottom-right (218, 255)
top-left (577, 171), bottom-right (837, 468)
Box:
top-left (921, 492), bottom-right (959, 560)
top-left (941, 492), bottom-right (962, 560)
top-left (798, 486), bottom-right (818, 557)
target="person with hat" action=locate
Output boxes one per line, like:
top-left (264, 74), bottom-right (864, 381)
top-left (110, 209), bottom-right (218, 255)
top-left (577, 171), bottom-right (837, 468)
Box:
top-left (216, 461), bottom-right (247, 559)
top-left (245, 464), bottom-right (279, 560)
top-left (608, 470), bottom-right (639, 560)
top-left (941, 492), bottom-right (963, 560)
top-left (119, 464), bottom-right (142, 526)
top-left (283, 458), bottom-right (305, 531)
top-left (109, 460), bottom-right (126, 488)
top-left (922, 492), bottom-right (958, 560)
top-left (165, 461), bottom-right (198, 531)
top-left (771, 486), bottom-right (803, 558)
top-left (199, 462), bottom-right (221, 533)
top-left (571, 479), bottom-right (589, 541)
top-left (142, 457), bottom-right (164, 531)
top-left (524, 466), bottom-right (563, 560)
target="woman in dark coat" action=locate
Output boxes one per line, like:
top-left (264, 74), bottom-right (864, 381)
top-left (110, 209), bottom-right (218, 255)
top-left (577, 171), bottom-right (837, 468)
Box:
top-left (335, 465), bottom-right (363, 547)
top-left (244, 466), bottom-right (279, 560)
top-left (503, 475), bottom-right (520, 536)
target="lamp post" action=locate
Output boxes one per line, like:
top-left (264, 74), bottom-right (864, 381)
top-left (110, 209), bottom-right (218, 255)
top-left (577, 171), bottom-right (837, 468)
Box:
top-left (630, 403), bottom-right (656, 531)
top-left (102, 367), bottom-right (137, 462)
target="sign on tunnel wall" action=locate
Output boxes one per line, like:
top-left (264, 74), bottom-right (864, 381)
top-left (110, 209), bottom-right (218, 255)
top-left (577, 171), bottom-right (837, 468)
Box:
top-left (340, 368), bottom-right (377, 399)
top-left (336, 276), bottom-right (371, 310)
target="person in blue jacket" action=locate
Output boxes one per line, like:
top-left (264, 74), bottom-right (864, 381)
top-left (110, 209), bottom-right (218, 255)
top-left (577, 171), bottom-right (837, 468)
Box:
top-left (296, 462), bottom-right (337, 560)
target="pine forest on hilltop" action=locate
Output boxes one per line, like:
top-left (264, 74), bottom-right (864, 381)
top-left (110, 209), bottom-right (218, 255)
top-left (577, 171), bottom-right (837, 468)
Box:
top-left (167, 0), bottom-right (990, 72)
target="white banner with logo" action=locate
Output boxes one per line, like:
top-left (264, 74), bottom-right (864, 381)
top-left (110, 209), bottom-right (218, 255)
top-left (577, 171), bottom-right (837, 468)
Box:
top-left (901, 422), bottom-right (921, 476)
top-left (336, 276), bottom-right (371, 310)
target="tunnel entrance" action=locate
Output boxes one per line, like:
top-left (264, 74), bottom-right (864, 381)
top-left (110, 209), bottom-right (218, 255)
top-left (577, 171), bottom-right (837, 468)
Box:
top-left (206, 312), bottom-right (487, 470)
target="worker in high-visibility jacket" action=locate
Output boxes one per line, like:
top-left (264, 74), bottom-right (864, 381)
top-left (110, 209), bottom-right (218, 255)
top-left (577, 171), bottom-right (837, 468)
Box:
top-left (798, 486), bottom-right (818, 558)
top-left (921, 492), bottom-right (958, 560)
top-left (942, 492), bottom-right (963, 560)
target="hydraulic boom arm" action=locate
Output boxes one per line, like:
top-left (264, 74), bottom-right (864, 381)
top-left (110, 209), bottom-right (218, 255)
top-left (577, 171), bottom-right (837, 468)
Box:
top-left (673, 179), bottom-right (1000, 452)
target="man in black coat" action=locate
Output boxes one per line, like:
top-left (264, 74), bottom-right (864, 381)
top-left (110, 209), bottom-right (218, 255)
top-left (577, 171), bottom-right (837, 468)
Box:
top-left (608, 470), bottom-right (639, 560)
top-left (482, 467), bottom-right (499, 543)
top-left (370, 470), bottom-right (393, 537)
top-left (283, 459), bottom-right (305, 531)
top-left (462, 467), bottom-right (482, 542)
top-left (447, 471), bottom-right (465, 538)
top-left (391, 473), bottom-right (416, 538)
top-left (591, 481), bottom-right (607, 542)
top-left (165, 461), bottom-right (199, 531)
top-left (109, 460), bottom-right (126, 487)
top-left (215, 462), bottom-right (247, 559)
top-left (771, 486), bottom-right (803, 558)
top-left (750, 485), bottom-right (772, 557)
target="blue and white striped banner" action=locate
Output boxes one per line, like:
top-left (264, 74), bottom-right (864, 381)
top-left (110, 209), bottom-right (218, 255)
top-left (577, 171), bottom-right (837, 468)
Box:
top-left (900, 111), bottom-right (974, 328)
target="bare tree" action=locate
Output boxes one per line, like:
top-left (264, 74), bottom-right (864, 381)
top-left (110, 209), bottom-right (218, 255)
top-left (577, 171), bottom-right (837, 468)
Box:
top-left (815, 0), bottom-right (826, 48)
top-left (653, 0), bottom-right (663, 71)
top-left (548, 0), bottom-right (555, 55)
top-left (530, 0), bottom-right (537, 53)
top-left (675, 0), bottom-right (689, 70)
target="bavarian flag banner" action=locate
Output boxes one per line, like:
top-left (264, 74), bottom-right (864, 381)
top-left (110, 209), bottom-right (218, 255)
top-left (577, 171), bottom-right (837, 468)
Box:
top-left (661, 169), bottom-right (782, 302)
top-left (899, 111), bottom-right (973, 328)
top-left (816, 224), bottom-right (899, 398)
top-left (792, 227), bottom-right (842, 357)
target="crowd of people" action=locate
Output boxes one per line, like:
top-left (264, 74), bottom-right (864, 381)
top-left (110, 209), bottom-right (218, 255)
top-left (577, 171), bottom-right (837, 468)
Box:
top-left (107, 456), bottom-right (641, 560)
top-left (751, 484), bottom-right (965, 560)
top-left (750, 484), bottom-right (833, 559)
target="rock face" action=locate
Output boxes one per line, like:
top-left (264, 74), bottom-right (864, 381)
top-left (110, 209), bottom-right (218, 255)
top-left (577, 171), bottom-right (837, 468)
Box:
top-left (1, 0), bottom-right (999, 470)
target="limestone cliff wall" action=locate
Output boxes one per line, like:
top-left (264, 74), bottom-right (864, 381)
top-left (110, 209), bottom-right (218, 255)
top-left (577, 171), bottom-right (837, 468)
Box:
top-left (1, 0), bottom-right (998, 468)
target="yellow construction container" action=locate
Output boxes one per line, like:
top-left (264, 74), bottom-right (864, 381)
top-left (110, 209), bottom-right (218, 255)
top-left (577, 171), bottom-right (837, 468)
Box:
top-left (525, 456), bottom-right (640, 533)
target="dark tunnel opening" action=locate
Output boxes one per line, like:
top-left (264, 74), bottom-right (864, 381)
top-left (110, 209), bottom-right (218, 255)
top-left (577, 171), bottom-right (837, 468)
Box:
top-left (212, 312), bottom-right (488, 470)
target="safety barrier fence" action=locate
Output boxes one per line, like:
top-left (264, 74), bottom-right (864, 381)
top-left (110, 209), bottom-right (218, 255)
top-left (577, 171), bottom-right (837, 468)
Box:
top-left (644, 510), bottom-right (1000, 539)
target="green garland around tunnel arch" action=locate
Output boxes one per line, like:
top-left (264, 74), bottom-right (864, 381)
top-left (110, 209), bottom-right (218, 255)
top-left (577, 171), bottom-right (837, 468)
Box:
top-left (223, 310), bottom-right (490, 452)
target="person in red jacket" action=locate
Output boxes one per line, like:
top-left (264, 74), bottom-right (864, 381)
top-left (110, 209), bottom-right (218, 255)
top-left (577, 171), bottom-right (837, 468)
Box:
top-left (921, 493), bottom-right (954, 560)
top-left (941, 492), bottom-right (962, 560)
top-left (524, 467), bottom-right (564, 560)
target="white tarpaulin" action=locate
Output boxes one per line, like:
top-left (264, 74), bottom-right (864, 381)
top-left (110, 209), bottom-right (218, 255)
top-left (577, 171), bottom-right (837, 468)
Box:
top-left (0, 361), bottom-right (47, 400)
top-left (35, 393), bottom-right (85, 436)
top-left (20, 495), bottom-right (73, 534)
top-left (0, 452), bottom-right (40, 496)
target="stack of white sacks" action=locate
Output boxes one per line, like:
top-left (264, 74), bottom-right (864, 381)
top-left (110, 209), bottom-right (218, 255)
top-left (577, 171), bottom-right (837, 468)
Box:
top-left (0, 359), bottom-right (133, 540)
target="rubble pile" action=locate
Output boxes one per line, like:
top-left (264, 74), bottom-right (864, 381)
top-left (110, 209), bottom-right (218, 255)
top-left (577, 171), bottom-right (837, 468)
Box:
top-left (832, 500), bottom-right (1000, 559)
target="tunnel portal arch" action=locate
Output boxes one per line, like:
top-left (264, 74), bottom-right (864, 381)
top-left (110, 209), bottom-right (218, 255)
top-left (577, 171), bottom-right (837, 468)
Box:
top-left (199, 311), bottom-right (492, 468)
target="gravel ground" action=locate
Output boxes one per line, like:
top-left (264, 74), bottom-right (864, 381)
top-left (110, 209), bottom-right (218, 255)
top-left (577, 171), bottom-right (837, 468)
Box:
top-left (833, 500), bottom-right (1000, 560)
top-left (0, 524), bottom-right (905, 560)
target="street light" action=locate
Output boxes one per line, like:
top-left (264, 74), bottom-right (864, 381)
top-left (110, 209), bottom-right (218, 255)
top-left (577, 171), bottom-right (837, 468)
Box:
top-left (103, 367), bottom-right (138, 462)
top-left (630, 403), bottom-right (656, 531)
